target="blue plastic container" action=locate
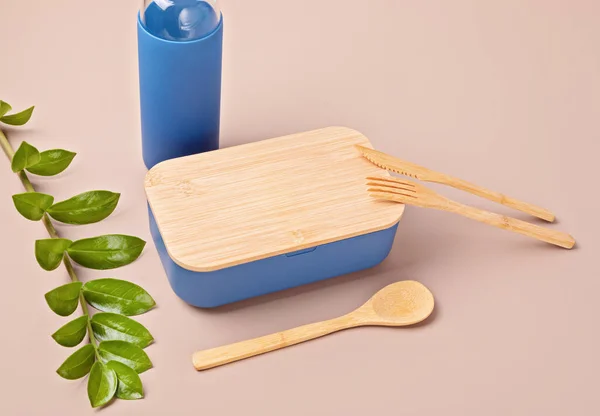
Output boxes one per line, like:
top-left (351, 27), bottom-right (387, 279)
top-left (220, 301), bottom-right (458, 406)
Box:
top-left (144, 127), bottom-right (404, 308)
top-left (137, 1), bottom-right (223, 169)
top-left (149, 210), bottom-right (399, 307)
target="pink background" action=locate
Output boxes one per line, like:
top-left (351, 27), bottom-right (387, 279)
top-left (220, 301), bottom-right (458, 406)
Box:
top-left (0, 1), bottom-right (598, 414)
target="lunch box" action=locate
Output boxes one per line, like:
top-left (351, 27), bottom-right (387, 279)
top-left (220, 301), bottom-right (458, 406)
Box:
top-left (144, 126), bottom-right (404, 307)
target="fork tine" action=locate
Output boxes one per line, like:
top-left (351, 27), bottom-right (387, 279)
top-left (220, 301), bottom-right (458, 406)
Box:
top-left (367, 187), bottom-right (417, 199)
top-left (366, 175), bottom-right (416, 189)
top-left (368, 190), bottom-right (411, 204)
top-left (366, 175), bottom-right (410, 183)
top-left (366, 180), bottom-right (416, 194)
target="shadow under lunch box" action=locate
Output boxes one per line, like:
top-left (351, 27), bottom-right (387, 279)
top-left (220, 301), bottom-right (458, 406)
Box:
top-left (144, 127), bottom-right (405, 307)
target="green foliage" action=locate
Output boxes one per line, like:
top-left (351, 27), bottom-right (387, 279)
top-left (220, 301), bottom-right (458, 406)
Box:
top-left (52, 315), bottom-right (89, 347)
top-left (1, 105), bottom-right (34, 125)
top-left (12, 192), bottom-right (54, 221)
top-left (83, 278), bottom-right (156, 316)
top-left (91, 313), bottom-right (154, 348)
top-left (107, 361), bottom-right (144, 400)
top-left (98, 340), bottom-right (153, 373)
top-left (56, 344), bottom-right (96, 380)
top-left (67, 235), bottom-right (146, 270)
top-left (1, 102), bottom-right (156, 408)
top-left (44, 282), bottom-right (82, 316)
top-left (47, 190), bottom-right (120, 224)
top-left (26, 149), bottom-right (76, 176)
top-left (35, 238), bottom-right (72, 271)
top-left (87, 362), bottom-right (118, 408)
top-left (11, 141), bottom-right (40, 172)
top-left (0, 101), bottom-right (12, 117)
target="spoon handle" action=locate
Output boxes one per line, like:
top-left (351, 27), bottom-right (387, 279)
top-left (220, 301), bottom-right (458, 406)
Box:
top-left (193, 315), bottom-right (357, 370)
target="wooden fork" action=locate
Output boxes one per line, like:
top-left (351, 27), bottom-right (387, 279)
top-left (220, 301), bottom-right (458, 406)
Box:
top-left (356, 145), bottom-right (555, 222)
top-left (367, 176), bottom-right (575, 249)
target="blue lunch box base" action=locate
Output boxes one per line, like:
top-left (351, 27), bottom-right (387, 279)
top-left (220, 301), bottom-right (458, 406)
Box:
top-left (149, 209), bottom-right (400, 308)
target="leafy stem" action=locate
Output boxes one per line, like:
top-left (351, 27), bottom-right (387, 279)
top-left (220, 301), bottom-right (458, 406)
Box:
top-left (2, 102), bottom-right (154, 407)
top-left (0, 127), bottom-right (99, 351)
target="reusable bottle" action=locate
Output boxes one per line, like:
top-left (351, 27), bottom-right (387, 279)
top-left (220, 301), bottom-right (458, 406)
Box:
top-left (138, 0), bottom-right (223, 168)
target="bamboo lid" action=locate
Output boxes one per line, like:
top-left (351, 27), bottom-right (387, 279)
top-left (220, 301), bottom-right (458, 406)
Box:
top-left (144, 127), bottom-right (404, 272)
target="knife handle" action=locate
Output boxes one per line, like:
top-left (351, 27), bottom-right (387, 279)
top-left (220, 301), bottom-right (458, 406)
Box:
top-left (438, 175), bottom-right (555, 222)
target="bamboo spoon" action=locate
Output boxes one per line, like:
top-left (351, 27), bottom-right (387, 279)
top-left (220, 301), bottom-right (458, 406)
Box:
top-left (367, 176), bottom-right (575, 249)
top-left (193, 281), bottom-right (435, 371)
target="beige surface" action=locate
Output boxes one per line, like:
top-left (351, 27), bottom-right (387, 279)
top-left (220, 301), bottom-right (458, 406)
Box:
top-left (0, 0), bottom-right (598, 415)
top-left (145, 126), bottom-right (404, 271)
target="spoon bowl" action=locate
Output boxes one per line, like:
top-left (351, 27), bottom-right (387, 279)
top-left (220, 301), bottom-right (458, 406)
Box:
top-left (357, 280), bottom-right (435, 326)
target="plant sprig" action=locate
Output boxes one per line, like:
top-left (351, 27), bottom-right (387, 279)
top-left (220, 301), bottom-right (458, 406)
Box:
top-left (0, 100), bottom-right (156, 408)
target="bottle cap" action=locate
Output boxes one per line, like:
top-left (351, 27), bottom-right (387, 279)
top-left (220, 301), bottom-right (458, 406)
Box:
top-left (140, 0), bottom-right (221, 41)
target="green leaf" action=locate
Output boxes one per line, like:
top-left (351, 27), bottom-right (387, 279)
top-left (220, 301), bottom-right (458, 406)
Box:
top-left (82, 278), bottom-right (155, 316)
top-left (98, 340), bottom-right (152, 373)
top-left (67, 235), bottom-right (146, 270)
top-left (44, 282), bottom-right (82, 316)
top-left (56, 344), bottom-right (95, 380)
top-left (11, 192), bottom-right (54, 221)
top-left (106, 361), bottom-right (144, 400)
top-left (1, 105), bottom-right (34, 126)
top-left (35, 238), bottom-right (73, 271)
top-left (87, 362), bottom-right (117, 408)
top-left (11, 141), bottom-right (40, 172)
top-left (51, 315), bottom-right (88, 347)
top-left (26, 149), bottom-right (76, 176)
top-left (47, 191), bottom-right (120, 225)
top-left (0, 101), bottom-right (11, 117)
top-left (91, 312), bottom-right (154, 348)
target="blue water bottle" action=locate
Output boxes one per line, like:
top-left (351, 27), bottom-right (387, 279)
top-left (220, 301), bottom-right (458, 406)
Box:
top-left (138, 0), bottom-right (223, 169)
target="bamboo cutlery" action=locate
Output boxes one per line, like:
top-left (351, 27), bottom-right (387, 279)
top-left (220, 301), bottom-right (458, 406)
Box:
top-left (191, 144), bottom-right (574, 372)
top-left (193, 281), bottom-right (434, 371)
top-left (356, 145), bottom-right (575, 249)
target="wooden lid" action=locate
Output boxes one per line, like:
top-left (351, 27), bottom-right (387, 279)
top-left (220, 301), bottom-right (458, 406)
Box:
top-left (144, 127), bottom-right (404, 272)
